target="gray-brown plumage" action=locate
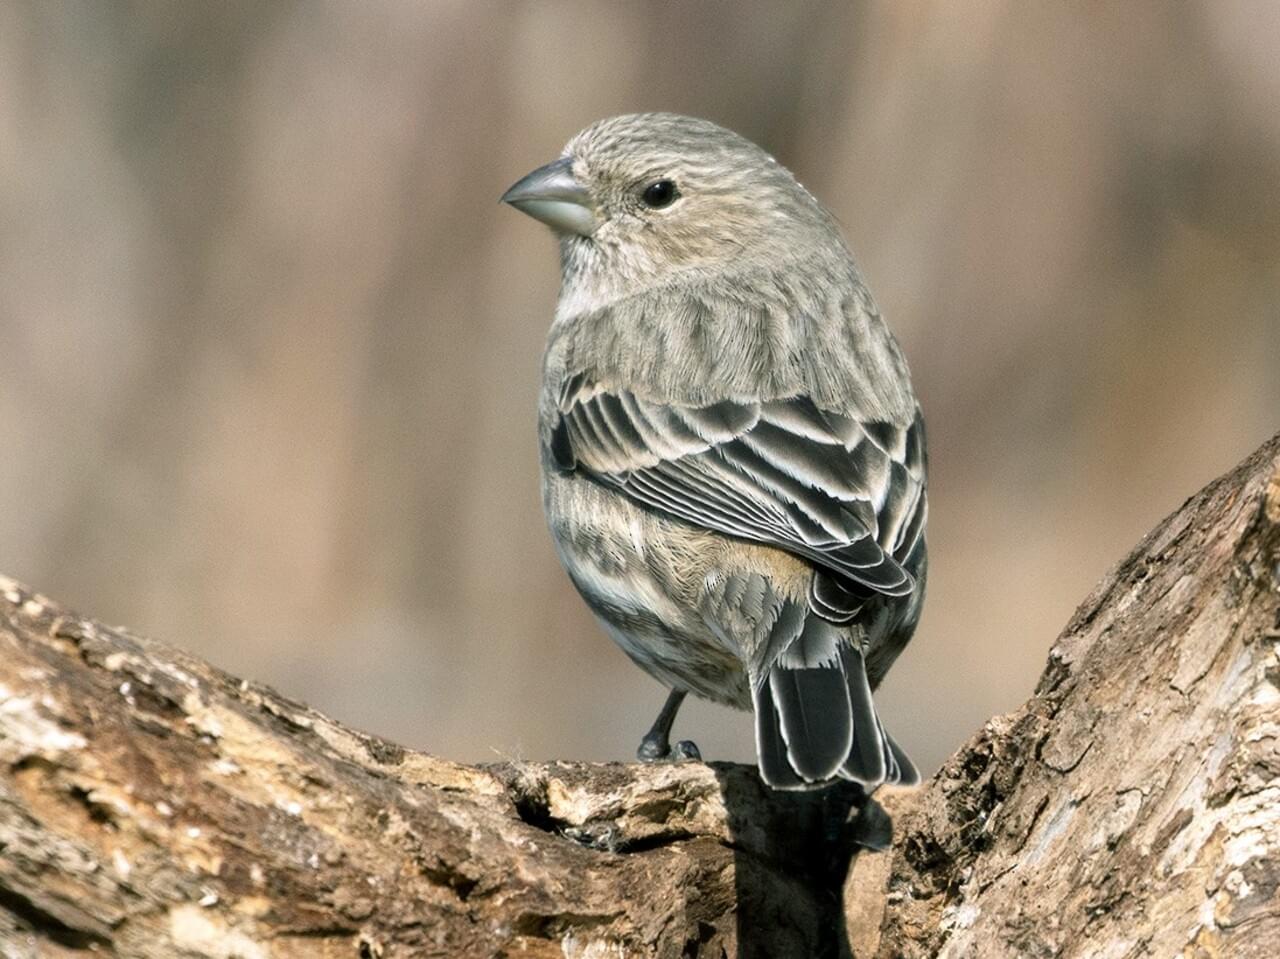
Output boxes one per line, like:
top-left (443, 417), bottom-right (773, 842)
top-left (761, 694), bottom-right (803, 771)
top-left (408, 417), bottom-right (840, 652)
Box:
top-left (502, 113), bottom-right (926, 789)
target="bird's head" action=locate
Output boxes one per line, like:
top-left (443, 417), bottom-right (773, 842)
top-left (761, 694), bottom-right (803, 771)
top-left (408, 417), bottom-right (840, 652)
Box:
top-left (502, 113), bottom-right (845, 301)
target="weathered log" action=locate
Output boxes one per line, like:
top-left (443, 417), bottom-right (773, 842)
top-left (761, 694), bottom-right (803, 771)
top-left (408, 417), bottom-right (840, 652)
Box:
top-left (0, 432), bottom-right (1276, 957)
top-left (856, 431), bottom-right (1280, 958)
top-left (0, 588), bottom-right (873, 957)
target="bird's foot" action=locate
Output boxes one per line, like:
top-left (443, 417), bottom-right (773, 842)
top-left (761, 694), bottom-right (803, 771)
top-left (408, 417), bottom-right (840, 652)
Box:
top-left (821, 783), bottom-right (894, 851)
top-left (847, 794), bottom-right (893, 851)
top-left (636, 736), bottom-right (702, 763)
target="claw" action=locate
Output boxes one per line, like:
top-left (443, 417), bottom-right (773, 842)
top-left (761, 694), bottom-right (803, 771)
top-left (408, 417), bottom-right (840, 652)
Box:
top-left (848, 794), bottom-right (893, 851)
top-left (672, 740), bottom-right (701, 761)
top-left (637, 736), bottom-right (669, 762)
top-left (637, 735), bottom-right (702, 764)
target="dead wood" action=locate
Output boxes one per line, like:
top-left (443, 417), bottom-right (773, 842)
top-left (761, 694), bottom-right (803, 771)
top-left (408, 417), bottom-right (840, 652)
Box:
top-left (1, 432), bottom-right (1276, 957)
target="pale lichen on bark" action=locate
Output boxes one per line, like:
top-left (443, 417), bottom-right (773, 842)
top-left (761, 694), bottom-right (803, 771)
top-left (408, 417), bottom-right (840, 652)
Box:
top-left (0, 432), bottom-right (1277, 958)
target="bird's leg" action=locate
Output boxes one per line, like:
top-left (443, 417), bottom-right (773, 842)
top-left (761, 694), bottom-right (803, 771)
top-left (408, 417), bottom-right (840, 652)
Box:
top-left (636, 689), bottom-right (701, 762)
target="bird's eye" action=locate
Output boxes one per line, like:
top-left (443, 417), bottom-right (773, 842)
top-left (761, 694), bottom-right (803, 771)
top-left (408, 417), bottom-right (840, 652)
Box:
top-left (641, 179), bottom-right (679, 209)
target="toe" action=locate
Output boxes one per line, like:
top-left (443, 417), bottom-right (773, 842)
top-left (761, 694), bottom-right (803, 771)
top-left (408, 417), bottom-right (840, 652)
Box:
top-left (849, 796), bottom-right (893, 851)
top-left (636, 738), bottom-right (668, 762)
top-left (673, 740), bottom-right (702, 761)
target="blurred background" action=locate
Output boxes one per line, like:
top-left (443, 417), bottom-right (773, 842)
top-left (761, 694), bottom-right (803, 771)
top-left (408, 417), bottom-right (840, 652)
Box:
top-left (1, 2), bottom-right (1276, 776)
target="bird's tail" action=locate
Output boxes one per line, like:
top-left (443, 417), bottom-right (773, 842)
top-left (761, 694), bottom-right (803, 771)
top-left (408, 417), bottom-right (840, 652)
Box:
top-left (753, 643), bottom-right (919, 790)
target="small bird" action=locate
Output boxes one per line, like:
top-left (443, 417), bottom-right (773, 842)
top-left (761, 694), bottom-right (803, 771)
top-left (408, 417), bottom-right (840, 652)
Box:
top-left (502, 114), bottom-right (926, 790)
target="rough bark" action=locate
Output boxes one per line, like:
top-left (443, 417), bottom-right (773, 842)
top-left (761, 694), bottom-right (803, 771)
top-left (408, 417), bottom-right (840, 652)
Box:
top-left (0, 587), bottom-right (860, 959)
top-left (0, 432), bottom-right (1276, 958)
top-left (853, 431), bottom-right (1280, 958)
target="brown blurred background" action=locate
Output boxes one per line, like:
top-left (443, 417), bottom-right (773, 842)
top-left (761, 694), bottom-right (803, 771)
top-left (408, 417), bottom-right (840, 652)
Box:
top-left (1, 3), bottom-right (1276, 776)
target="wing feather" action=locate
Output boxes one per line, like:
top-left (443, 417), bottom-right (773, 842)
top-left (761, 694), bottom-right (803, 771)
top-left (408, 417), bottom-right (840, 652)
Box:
top-left (552, 384), bottom-right (926, 599)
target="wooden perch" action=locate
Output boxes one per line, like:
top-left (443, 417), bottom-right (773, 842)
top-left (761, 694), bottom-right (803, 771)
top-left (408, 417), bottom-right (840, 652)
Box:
top-left (1, 432), bottom-right (1277, 958)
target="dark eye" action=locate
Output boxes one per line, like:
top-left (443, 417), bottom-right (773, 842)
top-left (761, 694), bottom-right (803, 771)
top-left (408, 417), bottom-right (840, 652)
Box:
top-left (641, 179), bottom-right (678, 209)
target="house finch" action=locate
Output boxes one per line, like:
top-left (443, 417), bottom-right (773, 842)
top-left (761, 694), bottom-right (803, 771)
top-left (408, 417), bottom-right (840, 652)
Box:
top-left (502, 114), bottom-right (926, 790)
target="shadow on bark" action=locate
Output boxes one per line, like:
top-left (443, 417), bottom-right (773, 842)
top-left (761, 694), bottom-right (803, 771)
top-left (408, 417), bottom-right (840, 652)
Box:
top-left (713, 766), bottom-right (880, 958)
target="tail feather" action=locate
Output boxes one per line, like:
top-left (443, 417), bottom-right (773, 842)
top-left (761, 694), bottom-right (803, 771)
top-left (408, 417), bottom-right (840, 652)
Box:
top-left (752, 643), bottom-right (917, 790)
top-left (753, 679), bottom-right (805, 789)
top-left (767, 665), bottom-right (853, 781)
top-left (883, 727), bottom-right (921, 786)
top-left (842, 646), bottom-right (887, 785)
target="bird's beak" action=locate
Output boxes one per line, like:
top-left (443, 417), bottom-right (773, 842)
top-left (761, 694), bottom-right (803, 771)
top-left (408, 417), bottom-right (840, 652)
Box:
top-left (501, 156), bottom-right (598, 237)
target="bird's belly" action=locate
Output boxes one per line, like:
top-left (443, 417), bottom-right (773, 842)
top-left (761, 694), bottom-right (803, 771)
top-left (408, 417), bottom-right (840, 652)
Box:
top-left (545, 473), bottom-right (751, 708)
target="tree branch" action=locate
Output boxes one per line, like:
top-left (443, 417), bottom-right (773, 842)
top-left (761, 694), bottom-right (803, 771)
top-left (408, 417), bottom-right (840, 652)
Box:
top-left (857, 431), bottom-right (1280, 958)
top-left (1, 432), bottom-right (1276, 957)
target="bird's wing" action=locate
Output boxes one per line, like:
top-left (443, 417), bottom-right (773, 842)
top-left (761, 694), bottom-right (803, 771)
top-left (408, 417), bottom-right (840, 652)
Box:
top-left (549, 377), bottom-right (926, 599)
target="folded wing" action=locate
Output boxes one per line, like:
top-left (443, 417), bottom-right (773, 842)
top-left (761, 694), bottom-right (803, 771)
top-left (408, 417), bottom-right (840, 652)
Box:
top-left (551, 383), bottom-right (926, 598)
